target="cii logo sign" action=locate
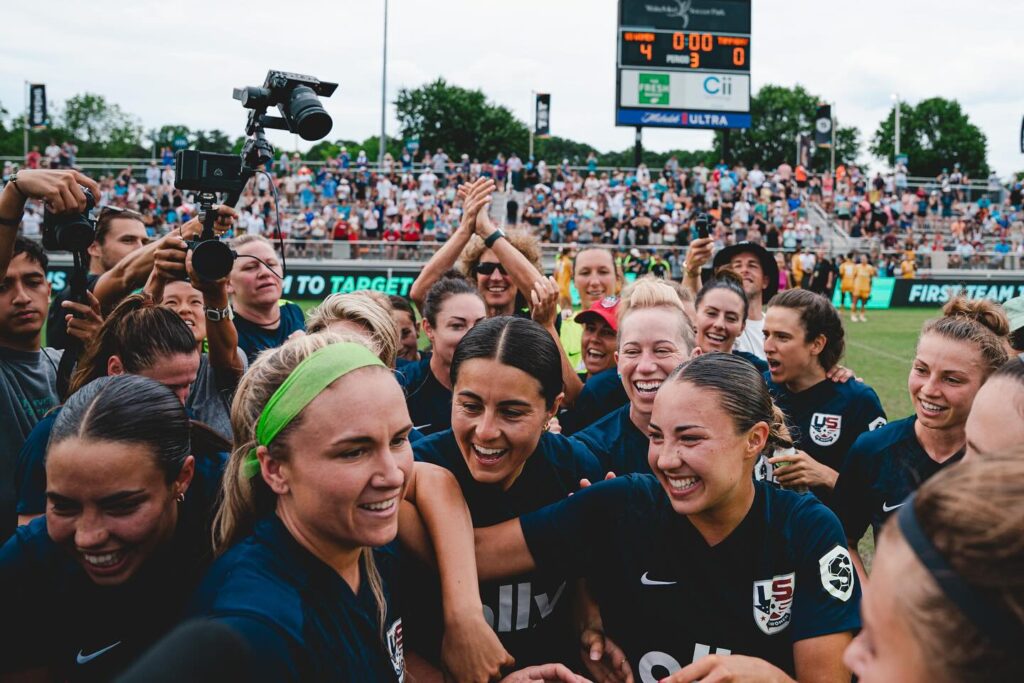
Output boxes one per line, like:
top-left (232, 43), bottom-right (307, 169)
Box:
top-left (702, 75), bottom-right (732, 96)
top-left (638, 73), bottom-right (670, 106)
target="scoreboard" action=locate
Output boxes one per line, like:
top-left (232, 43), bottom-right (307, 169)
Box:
top-left (616, 0), bottom-right (752, 129)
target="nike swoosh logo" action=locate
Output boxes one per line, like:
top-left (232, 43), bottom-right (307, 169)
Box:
top-left (413, 424), bottom-right (431, 431)
top-left (882, 502), bottom-right (904, 512)
top-left (77, 641), bottom-right (121, 665)
top-left (641, 572), bottom-right (677, 586)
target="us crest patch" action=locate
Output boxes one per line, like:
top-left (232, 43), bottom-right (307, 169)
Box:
top-left (809, 413), bottom-right (842, 446)
top-left (753, 573), bottom-right (795, 635)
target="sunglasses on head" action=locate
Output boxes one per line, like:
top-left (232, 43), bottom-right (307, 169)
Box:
top-left (99, 205), bottom-right (144, 220)
top-left (474, 262), bottom-right (508, 276)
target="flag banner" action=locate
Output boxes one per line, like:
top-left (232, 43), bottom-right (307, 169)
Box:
top-left (814, 104), bottom-right (832, 147)
top-left (29, 84), bottom-right (47, 128)
top-left (535, 93), bottom-right (550, 136)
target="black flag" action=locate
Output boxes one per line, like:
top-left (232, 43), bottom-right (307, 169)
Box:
top-left (814, 104), bottom-right (832, 147)
top-left (535, 94), bottom-right (550, 137)
top-left (29, 84), bottom-right (47, 128)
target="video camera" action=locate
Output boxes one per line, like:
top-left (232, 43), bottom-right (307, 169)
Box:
top-left (175, 70), bottom-right (338, 280)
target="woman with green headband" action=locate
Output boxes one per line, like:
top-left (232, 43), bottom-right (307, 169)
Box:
top-left (186, 334), bottom-right (581, 683)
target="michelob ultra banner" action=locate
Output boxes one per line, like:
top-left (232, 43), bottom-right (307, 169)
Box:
top-left (535, 93), bottom-right (551, 136)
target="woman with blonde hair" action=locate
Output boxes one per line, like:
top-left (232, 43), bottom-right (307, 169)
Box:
top-left (306, 292), bottom-right (400, 368)
top-left (187, 333), bottom-right (533, 682)
top-left (571, 277), bottom-right (696, 475)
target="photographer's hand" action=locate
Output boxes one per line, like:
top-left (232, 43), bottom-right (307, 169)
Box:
top-left (186, 249), bottom-right (244, 381)
top-left (178, 204), bottom-right (238, 240)
top-left (2, 169), bottom-right (100, 215)
top-left (62, 291), bottom-right (103, 344)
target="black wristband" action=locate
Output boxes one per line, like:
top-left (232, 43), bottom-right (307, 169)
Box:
top-left (483, 229), bottom-right (505, 249)
top-left (0, 214), bottom-right (20, 227)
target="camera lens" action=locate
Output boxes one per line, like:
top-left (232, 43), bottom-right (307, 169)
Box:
top-left (191, 240), bottom-right (235, 281)
top-left (286, 86), bottom-right (332, 141)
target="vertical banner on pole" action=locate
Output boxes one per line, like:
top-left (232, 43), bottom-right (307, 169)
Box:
top-left (29, 84), bottom-right (47, 128)
top-left (797, 134), bottom-right (812, 168)
top-left (534, 93), bottom-right (550, 137)
top-left (814, 104), bottom-right (832, 147)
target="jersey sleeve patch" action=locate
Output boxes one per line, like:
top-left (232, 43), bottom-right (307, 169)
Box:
top-left (868, 416), bottom-right (887, 431)
top-left (818, 545), bottom-right (855, 602)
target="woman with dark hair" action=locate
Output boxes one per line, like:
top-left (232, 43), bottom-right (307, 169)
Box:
top-left (465, 353), bottom-right (860, 683)
top-left (0, 375), bottom-right (217, 681)
top-left (396, 272), bottom-right (486, 435)
top-left (406, 316), bottom-right (603, 670)
top-left (844, 454), bottom-right (1024, 682)
top-left (761, 289), bottom-right (886, 503)
top-left (15, 295), bottom-right (207, 525)
top-left (693, 270), bottom-right (767, 372)
top-left (833, 296), bottom-right (1009, 582)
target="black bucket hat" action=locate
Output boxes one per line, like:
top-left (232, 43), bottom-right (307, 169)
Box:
top-left (711, 241), bottom-right (779, 303)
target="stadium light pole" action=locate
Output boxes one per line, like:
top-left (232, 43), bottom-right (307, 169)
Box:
top-left (891, 92), bottom-right (900, 167)
top-left (379, 0), bottom-right (389, 168)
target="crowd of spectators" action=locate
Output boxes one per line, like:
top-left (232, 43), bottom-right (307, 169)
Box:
top-left (4, 143), bottom-right (1023, 272)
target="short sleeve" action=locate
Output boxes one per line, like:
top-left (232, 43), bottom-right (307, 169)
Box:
top-left (832, 434), bottom-right (878, 542)
top-left (519, 476), bottom-right (634, 580)
top-left (788, 500), bottom-right (862, 642)
top-left (15, 414), bottom-right (56, 516)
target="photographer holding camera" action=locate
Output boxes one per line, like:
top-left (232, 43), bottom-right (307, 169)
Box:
top-left (0, 169), bottom-right (103, 541)
top-left (45, 205), bottom-right (148, 350)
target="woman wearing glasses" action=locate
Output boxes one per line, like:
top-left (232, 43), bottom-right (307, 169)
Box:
top-left (409, 178), bottom-right (546, 321)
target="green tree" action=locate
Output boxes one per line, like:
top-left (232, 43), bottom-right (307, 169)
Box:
top-left (146, 124), bottom-right (192, 151)
top-left (59, 93), bottom-right (145, 156)
top-left (709, 84), bottom-right (859, 170)
top-left (192, 129), bottom-right (234, 154)
top-left (869, 97), bottom-right (988, 177)
top-left (394, 78), bottom-right (529, 160)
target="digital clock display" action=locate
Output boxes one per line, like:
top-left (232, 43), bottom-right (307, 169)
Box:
top-left (620, 30), bottom-right (750, 71)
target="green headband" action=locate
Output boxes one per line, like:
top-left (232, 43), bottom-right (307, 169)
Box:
top-left (243, 342), bottom-right (385, 478)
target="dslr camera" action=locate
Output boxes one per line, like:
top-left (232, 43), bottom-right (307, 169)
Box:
top-left (41, 187), bottom-right (96, 252)
top-left (175, 70), bottom-right (338, 280)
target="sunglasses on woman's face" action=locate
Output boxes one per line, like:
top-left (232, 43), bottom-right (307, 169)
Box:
top-left (474, 262), bottom-right (508, 276)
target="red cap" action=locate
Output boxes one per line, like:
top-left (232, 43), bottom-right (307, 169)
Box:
top-left (574, 296), bottom-right (620, 331)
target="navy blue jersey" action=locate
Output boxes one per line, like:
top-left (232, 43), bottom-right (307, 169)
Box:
top-left (559, 367), bottom-right (629, 435)
top-left (763, 375), bottom-right (886, 504)
top-left (410, 430), bottom-right (602, 668)
top-left (521, 476), bottom-right (861, 680)
top-left (188, 516), bottom-right (405, 683)
top-left (571, 404), bottom-right (650, 475)
top-left (234, 302), bottom-right (306, 366)
top-left (734, 350), bottom-right (769, 374)
top-left (0, 467), bottom-right (214, 682)
top-left (833, 416), bottom-right (964, 542)
top-left (395, 357), bottom-right (452, 435)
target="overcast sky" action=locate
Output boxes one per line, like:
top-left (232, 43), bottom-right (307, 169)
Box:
top-left (4, 0), bottom-right (1022, 175)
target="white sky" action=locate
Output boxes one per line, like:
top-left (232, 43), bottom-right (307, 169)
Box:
top-left (3, 0), bottom-right (1022, 175)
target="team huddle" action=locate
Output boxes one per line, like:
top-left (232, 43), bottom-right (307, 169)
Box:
top-left (1, 171), bottom-right (1022, 683)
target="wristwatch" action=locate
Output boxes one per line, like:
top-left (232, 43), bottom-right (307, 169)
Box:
top-left (483, 229), bottom-right (506, 249)
top-left (204, 304), bottom-right (234, 322)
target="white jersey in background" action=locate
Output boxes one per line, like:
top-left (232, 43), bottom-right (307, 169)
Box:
top-left (733, 316), bottom-right (766, 359)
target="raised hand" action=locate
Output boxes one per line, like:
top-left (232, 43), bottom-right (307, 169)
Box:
top-left (5, 169), bottom-right (101, 214)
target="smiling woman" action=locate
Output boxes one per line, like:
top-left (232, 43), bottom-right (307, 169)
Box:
top-left (468, 353), bottom-right (860, 683)
top-left (0, 375), bottom-right (215, 681)
top-left (407, 316), bottom-right (602, 670)
top-left (833, 295), bottom-right (1009, 583)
